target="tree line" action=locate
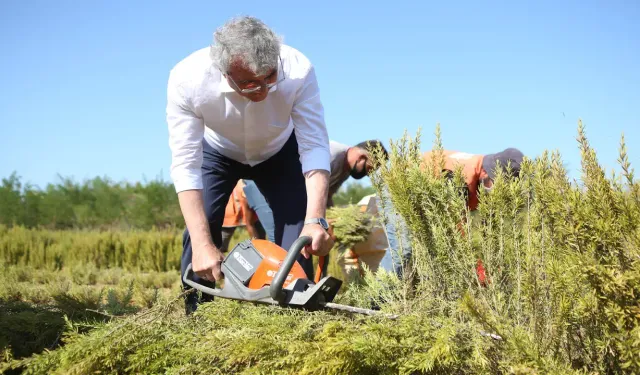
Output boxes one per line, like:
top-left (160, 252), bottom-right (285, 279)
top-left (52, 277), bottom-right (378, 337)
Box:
top-left (0, 172), bottom-right (374, 230)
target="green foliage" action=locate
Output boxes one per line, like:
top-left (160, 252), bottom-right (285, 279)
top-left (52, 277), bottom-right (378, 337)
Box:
top-left (332, 181), bottom-right (376, 206)
top-left (3, 121), bottom-right (639, 374)
top-left (0, 264), bottom-right (182, 368)
top-left (366, 121), bottom-right (640, 374)
top-left (5, 296), bottom-right (516, 375)
top-left (0, 174), bottom-right (183, 230)
top-left (0, 173), bottom-right (375, 231)
top-left (0, 226), bottom-right (183, 271)
top-left (326, 204), bottom-right (375, 251)
top-left (0, 301), bottom-right (66, 363)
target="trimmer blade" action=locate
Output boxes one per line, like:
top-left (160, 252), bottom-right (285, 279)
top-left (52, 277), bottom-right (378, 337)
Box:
top-left (323, 302), bottom-right (399, 319)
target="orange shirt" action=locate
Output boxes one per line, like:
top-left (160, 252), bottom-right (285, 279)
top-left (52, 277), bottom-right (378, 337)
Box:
top-left (421, 150), bottom-right (489, 211)
top-left (223, 181), bottom-right (258, 228)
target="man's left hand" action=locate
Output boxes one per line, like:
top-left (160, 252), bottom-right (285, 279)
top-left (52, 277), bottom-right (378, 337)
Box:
top-left (300, 223), bottom-right (334, 259)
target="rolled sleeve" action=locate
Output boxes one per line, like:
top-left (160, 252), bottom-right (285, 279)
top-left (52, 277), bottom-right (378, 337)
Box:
top-left (291, 65), bottom-right (331, 175)
top-left (299, 146), bottom-right (331, 175)
top-left (166, 72), bottom-right (205, 193)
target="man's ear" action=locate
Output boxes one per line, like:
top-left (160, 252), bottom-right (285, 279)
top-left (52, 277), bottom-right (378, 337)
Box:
top-left (345, 147), bottom-right (357, 167)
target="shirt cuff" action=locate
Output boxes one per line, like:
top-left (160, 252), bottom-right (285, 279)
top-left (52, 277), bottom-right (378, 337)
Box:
top-left (300, 147), bottom-right (331, 175)
top-left (171, 168), bottom-right (203, 193)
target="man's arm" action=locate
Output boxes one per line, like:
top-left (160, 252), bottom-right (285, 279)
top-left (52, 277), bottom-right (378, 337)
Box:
top-left (304, 169), bottom-right (329, 219)
top-left (167, 71), bottom-right (224, 281)
top-left (177, 190), bottom-right (216, 249)
top-left (299, 169), bottom-right (331, 257)
top-left (290, 62), bottom-right (333, 257)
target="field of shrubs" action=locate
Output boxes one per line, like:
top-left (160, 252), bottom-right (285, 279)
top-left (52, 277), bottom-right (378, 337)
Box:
top-left (1, 122), bottom-right (639, 374)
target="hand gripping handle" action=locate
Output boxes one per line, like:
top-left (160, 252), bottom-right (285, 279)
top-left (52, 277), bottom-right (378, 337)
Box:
top-left (182, 263), bottom-right (223, 297)
top-left (269, 236), bottom-right (312, 303)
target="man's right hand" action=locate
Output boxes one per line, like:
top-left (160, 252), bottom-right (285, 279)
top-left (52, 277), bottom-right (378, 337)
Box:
top-left (192, 243), bottom-right (225, 282)
top-left (176, 190), bottom-right (226, 282)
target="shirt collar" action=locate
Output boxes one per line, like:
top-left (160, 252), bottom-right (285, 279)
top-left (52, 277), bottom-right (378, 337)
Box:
top-left (218, 74), bottom-right (236, 93)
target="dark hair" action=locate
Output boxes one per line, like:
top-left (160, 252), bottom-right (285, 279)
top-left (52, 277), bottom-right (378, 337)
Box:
top-left (355, 139), bottom-right (388, 160)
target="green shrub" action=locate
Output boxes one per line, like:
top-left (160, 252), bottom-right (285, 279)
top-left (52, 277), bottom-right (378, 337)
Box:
top-left (4, 297), bottom-right (509, 375)
top-left (0, 264), bottom-right (182, 366)
top-left (366, 121), bottom-right (640, 373)
top-left (0, 301), bottom-right (67, 364)
top-left (4, 121), bottom-right (639, 374)
top-left (0, 226), bottom-right (254, 273)
top-left (327, 204), bottom-right (375, 252)
top-left (0, 227), bottom-right (183, 271)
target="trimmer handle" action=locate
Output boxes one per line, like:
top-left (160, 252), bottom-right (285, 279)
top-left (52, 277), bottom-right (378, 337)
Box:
top-left (269, 236), bottom-right (312, 303)
top-left (182, 263), bottom-right (223, 297)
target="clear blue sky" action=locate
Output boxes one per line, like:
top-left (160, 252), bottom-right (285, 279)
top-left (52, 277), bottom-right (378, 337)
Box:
top-left (1, 0), bottom-right (638, 189)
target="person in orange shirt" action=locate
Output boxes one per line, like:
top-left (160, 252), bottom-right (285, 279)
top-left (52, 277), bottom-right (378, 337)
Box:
top-left (379, 147), bottom-right (524, 286)
top-left (220, 180), bottom-right (262, 253)
top-left (421, 148), bottom-right (524, 211)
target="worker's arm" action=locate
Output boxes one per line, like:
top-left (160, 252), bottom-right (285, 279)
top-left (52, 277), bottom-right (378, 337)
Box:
top-left (289, 62), bottom-right (333, 257)
top-left (240, 196), bottom-right (260, 239)
top-left (177, 190), bottom-right (224, 281)
top-left (299, 169), bottom-right (333, 257)
top-left (304, 170), bottom-right (329, 218)
top-left (167, 70), bottom-right (224, 282)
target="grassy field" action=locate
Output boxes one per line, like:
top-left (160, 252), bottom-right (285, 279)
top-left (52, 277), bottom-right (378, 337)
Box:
top-left (0, 224), bottom-right (351, 373)
top-left (0, 264), bottom-right (180, 361)
top-left (1, 122), bottom-right (639, 374)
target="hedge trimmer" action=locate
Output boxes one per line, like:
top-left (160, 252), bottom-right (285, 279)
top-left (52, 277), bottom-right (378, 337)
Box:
top-left (183, 236), bottom-right (397, 319)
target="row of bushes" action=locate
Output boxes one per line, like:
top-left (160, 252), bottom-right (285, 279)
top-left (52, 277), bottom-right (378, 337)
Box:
top-left (0, 206), bottom-right (371, 274)
top-left (0, 226), bottom-right (184, 272)
top-left (0, 175), bottom-right (185, 230)
top-left (0, 172), bottom-right (374, 231)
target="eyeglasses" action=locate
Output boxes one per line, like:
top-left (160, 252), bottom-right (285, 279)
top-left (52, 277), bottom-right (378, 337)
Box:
top-left (225, 57), bottom-right (285, 94)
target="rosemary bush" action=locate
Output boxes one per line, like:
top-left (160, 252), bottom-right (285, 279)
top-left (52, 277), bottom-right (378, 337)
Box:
top-left (365, 121), bottom-right (640, 374)
top-left (3, 121), bottom-right (638, 374)
top-left (326, 204), bottom-right (375, 253)
top-left (0, 226), bottom-right (183, 272)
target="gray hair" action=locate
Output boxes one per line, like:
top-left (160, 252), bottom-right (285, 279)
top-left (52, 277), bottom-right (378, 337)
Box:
top-left (210, 16), bottom-right (282, 76)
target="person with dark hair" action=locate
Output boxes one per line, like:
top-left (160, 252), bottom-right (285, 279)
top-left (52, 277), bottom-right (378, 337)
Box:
top-left (328, 139), bottom-right (388, 207)
top-left (231, 139), bottom-right (390, 247)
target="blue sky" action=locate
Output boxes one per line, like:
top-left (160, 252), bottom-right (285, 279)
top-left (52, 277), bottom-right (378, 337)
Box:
top-left (1, 0), bottom-right (638, 189)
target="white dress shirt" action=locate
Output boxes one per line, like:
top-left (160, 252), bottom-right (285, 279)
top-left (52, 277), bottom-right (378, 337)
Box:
top-left (166, 44), bottom-right (330, 193)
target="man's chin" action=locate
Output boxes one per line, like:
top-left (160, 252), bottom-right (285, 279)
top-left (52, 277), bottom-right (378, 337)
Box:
top-left (247, 93), bottom-right (268, 102)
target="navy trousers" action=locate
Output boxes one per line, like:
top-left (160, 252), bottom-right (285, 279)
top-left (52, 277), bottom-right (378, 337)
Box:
top-left (181, 131), bottom-right (313, 308)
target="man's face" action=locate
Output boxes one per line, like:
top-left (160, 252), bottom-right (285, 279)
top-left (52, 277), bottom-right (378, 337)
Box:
top-left (225, 60), bottom-right (278, 103)
top-left (347, 148), bottom-right (373, 179)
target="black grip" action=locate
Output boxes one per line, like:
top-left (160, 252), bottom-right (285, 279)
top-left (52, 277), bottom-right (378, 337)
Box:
top-left (269, 236), bottom-right (312, 303)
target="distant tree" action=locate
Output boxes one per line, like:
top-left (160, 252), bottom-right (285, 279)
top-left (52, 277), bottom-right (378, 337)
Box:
top-left (0, 172), bottom-right (24, 226)
top-left (0, 172), bottom-right (381, 229)
top-left (0, 171), bottom-right (182, 230)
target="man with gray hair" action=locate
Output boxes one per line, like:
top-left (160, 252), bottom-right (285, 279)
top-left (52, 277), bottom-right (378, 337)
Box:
top-left (166, 16), bottom-right (333, 313)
